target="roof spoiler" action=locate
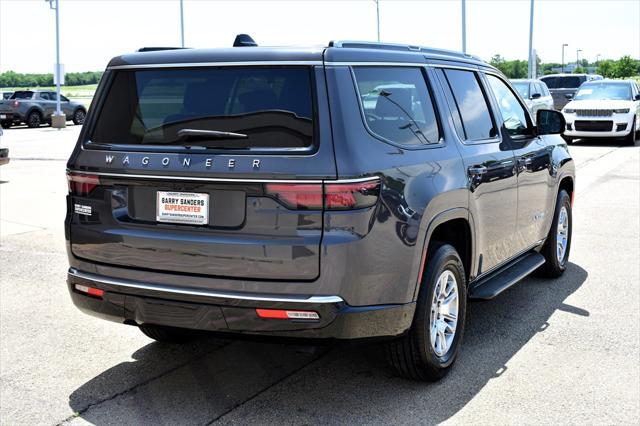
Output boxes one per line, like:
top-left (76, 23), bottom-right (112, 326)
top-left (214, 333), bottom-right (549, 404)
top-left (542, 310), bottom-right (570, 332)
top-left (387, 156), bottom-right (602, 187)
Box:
top-left (233, 34), bottom-right (257, 47)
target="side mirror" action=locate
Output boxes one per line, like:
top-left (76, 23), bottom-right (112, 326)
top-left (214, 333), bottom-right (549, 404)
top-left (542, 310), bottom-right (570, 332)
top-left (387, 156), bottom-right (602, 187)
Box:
top-left (537, 109), bottom-right (565, 135)
top-left (634, 94), bottom-right (640, 101)
top-left (531, 93), bottom-right (541, 100)
top-left (565, 93), bottom-right (574, 99)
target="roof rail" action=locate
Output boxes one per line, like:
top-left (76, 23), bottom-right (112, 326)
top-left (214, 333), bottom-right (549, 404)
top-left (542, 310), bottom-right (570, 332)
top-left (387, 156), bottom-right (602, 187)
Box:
top-left (136, 47), bottom-right (188, 53)
top-left (328, 40), bottom-right (483, 62)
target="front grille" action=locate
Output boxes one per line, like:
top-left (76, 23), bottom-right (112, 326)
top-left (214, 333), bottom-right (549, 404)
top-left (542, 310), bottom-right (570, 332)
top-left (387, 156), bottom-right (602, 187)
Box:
top-left (575, 109), bottom-right (613, 117)
top-left (574, 120), bottom-right (613, 132)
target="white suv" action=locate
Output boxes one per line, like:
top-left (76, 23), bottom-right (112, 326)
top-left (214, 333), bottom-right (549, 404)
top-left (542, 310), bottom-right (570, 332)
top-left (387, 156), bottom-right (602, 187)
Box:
top-left (562, 80), bottom-right (640, 144)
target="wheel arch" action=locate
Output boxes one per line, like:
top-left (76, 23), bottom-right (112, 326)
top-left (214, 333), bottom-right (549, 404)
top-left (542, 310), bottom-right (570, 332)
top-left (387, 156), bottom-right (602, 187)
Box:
top-left (411, 208), bottom-right (475, 302)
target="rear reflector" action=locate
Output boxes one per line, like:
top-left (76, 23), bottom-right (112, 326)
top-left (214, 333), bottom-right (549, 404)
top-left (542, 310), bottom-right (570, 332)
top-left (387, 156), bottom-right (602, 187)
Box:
top-left (67, 172), bottom-right (100, 196)
top-left (265, 178), bottom-right (380, 210)
top-left (74, 284), bottom-right (105, 298)
top-left (256, 308), bottom-right (320, 320)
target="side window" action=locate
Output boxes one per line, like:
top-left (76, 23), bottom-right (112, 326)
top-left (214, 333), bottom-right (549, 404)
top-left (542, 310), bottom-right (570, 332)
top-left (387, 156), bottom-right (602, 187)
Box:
top-left (541, 82), bottom-right (550, 96)
top-left (540, 77), bottom-right (557, 89)
top-left (532, 83), bottom-right (542, 96)
top-left (486, 74), bottom-right (531, 137)
top-left (434, 68), bottom-right (466, 139)
top-left (353, 67), bottom-right (440, 146)
top-left (443, 69), bottom-right (496, 141)
top-left (40, 93), bottom-right (50, 100)
top-left (61, 95), bottom-right (70, 102)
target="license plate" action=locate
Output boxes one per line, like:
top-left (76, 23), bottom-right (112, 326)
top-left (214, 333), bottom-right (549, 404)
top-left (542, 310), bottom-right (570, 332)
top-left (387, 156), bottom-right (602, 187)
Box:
top-left (156, 191), bottom-right (209, 225)
top-left (0, 114), bottom-right (6, 119)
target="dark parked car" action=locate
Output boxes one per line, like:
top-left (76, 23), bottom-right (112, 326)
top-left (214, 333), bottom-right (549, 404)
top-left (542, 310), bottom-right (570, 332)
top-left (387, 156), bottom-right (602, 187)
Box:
top-left (65, 37), bottom-right (575, 381)
top-left (539, 73), bottom-right (603, 111)
top-left (0, 90), bottom-right (86, 128)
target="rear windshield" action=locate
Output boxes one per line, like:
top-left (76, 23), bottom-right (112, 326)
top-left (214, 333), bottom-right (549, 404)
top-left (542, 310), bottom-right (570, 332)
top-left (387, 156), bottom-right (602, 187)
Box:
top-left (11, 91), bottom-right (34, 99)
top-left (557, 76), bottom-right (583, 89)
top-left (91, 67), bottom-right (314, 149)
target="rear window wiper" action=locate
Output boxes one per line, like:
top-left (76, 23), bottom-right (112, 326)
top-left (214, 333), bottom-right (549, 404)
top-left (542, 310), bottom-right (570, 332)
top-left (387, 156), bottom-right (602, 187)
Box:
top-left (177, 129), bottom-right (248, 140)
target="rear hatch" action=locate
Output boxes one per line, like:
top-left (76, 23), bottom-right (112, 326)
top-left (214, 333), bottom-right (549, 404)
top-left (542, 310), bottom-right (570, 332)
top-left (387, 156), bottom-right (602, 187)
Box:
top-left (67, 64), bottom-right (337, 281)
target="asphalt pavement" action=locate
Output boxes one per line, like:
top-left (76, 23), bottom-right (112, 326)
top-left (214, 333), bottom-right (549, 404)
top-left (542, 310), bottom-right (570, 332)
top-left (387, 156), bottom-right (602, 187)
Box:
top-left (0, 126), bottom-right (638, 425)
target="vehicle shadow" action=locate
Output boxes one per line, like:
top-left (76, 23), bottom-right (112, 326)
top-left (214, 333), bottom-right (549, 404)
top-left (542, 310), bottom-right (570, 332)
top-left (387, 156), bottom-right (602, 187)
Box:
top-left (570, 138), bottom-right (637, 148)
top-left (68, 263), bottom-right (588, 425)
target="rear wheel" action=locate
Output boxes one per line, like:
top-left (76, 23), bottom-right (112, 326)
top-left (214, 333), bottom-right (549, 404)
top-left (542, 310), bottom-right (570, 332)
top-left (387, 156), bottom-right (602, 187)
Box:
top-left (26, 111), bottom-right (42, 128)
top-left (538, 190), bottom-right (572, 278)
top-left (139, 324), bottom-right (201, 344)
top-left (0, 121), bottom-right (11, 129)
top-left (72, 109), bottom-right (86, 125)
top-left (386, 244), bottom-right (467, 381)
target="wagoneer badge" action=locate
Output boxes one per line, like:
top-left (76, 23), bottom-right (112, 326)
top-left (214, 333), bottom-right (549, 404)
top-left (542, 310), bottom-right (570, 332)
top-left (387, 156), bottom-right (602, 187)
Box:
top-left (105, 155), bottom-right (260, 169)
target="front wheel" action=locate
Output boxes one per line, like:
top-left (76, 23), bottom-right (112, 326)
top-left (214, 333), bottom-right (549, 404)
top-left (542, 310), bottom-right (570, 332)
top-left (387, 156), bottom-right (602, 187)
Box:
top-left (538, 189), bottom-right (572, 277)
top-left (386, 244), bottom-right (467, 381)
top-left (72, 109), bottom-right (86, 125)
top-left (624, 121), bottom-right (636, 146)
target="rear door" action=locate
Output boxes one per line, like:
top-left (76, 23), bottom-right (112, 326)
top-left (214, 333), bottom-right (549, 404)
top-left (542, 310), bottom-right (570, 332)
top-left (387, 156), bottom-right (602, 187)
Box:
top-left (434, 67), bottom-right (518, 275)
top-left (67, 65), bottom-right (336, 281)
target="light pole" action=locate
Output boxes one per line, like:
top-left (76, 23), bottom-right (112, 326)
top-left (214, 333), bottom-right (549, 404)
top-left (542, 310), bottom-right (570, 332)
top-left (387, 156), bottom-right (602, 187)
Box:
top-left (527, 0), bottom-right (534, 78)
top-left (461, 0), bottom-right (466, 53)
top-left (374, 0), bottom-right (380, 42)
top-left (596, 53), bottom-right (601, 68)
top-left (179, 0), bottom-right (185, 47)
top-left (561, 43), bottom-right (568, 73)
top-left (576, 49), bottom-right (582, 71)
top-left (46, 0), bottom-right (64, 128)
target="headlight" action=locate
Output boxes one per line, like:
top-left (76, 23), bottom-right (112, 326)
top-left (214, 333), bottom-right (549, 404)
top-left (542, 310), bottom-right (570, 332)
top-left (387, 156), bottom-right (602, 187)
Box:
top-left (613, 108), bottom-right (630, 114)
top-left (564, 109), bottom-right (575, 114)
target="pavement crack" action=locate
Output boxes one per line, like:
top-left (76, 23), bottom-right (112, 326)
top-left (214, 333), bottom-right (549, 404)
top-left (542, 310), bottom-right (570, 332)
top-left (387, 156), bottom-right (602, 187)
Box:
top-left (204, 348), bottom-right (332, 425)
top-left (55, 340), bottom-right (233, 426)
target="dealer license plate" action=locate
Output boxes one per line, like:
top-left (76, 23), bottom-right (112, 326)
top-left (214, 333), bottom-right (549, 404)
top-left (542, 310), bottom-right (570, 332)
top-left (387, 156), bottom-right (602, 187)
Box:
top-left (156, 191), bottom-right (209, 225)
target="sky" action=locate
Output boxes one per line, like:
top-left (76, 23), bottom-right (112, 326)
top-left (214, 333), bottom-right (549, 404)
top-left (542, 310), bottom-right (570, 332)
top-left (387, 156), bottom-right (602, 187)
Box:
top-left (0, 0), bottom-right (639, 73)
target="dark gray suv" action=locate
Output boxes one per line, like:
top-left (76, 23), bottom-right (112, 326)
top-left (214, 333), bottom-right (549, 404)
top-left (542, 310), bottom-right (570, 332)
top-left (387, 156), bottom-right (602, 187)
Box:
top-left (65, 38), bottom-right (575, 381)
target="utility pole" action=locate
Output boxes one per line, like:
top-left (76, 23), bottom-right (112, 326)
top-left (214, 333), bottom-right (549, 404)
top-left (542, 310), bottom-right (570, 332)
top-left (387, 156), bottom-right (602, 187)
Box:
top-left (527, 0), bottom-right (534, 78)
top-left (180, 0), bottom-right (185, 47)
top-left (375, 0), bottom-right (380, 42)
top-left (461, 0), bottom-right (466, 53)
top-left (46, 0), bottom-right (64, 128)
top-left (576, 49), bottom-right (582, 70)
top-left (561, 43), bottom-right (568, 73)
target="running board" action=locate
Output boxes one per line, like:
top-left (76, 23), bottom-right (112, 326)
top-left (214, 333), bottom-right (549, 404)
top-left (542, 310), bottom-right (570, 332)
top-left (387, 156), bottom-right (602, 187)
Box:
top-left (468, 252), bottom-right (545, 300)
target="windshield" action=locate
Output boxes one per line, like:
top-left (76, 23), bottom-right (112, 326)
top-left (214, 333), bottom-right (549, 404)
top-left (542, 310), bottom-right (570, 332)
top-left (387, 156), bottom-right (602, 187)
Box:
top-left (512, 82), bottom-right (530, 98)
top-left (574, 83), bottom-right (632, 101)
top-left (91, 67), bottom-right (314, 149)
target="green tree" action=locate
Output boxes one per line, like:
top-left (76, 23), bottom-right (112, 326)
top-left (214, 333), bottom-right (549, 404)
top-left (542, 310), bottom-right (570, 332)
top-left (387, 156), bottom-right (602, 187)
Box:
top-left (597, 60), bottom-right (616, 77)
top-left (573, 66), bottom-right (585, 74)
top-left (613, 56), bottom-right (638, 78)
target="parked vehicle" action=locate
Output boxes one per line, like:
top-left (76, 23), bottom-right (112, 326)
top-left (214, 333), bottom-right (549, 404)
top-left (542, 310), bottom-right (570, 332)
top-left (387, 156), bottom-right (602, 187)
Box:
top-left (562, 79), bottom-right (640, 144)
top-left (511, 79), bottom-right (555, 117)
top-left (65, 37), bottom-right (574, 381)
top-left (0, 127), bottom-right (7, 166)
top-left (2, 92), bottom-right (13, 100)
top-left (0, 90), bottom-right (86, 128)
top-left (539, 73), bottom-right (603, 111)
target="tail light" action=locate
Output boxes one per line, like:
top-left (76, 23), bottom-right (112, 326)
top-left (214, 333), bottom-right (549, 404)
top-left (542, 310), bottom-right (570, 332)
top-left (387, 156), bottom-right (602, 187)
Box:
top-left (265, 178), bottom-right (380, 210)
top-left (12, 100), bottom-right (19, 107)
top-left (74, 284), bottom-right (104, 299)
top-left (67, 171), bottom-right (100, 196)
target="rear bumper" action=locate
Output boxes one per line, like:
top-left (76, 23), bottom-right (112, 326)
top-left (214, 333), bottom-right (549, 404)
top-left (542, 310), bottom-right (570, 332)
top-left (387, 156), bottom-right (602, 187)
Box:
top-left (67, 268), bottom-right (415, 340)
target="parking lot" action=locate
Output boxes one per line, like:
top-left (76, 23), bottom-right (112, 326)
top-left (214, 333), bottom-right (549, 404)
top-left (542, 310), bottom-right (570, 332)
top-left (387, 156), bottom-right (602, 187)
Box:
top-left (0, 126), bottom-right (638, 425)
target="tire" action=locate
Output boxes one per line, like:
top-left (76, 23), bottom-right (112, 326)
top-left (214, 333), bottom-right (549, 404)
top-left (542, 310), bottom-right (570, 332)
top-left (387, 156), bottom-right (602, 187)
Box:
top-left (624, 121), bottom-right (636, 146)
top-left (0, 121), bottom-right (11, 129)
top-left (139, 324), bottom-right (201, 344)
top-left (72, 109), bottom-right (86, 125)
top-left (538, 190), bottom-right (572, 278)
top-left (386, 244), bottom-right (467, 381)
top-left (26, 111), bottom-right (42, 128)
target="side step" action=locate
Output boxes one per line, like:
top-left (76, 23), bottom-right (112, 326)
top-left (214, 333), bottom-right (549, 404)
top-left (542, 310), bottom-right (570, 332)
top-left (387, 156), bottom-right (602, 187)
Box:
top-left (469, 251), bottom-right (545, 300)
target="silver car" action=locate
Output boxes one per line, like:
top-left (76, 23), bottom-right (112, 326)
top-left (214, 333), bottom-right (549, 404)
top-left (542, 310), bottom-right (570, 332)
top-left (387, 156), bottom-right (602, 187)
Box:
top-left (511, 79), bottom-right (555, 117)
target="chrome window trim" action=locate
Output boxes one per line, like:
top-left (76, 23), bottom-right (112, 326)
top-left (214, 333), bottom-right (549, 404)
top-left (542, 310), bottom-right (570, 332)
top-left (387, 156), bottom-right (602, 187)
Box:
top-left (67, 169), bottom-right (379, 185)
top-left (107, 61), bottom-right (323, 70)
top-left (68, 268), bottom-right (344, 304)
